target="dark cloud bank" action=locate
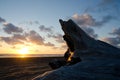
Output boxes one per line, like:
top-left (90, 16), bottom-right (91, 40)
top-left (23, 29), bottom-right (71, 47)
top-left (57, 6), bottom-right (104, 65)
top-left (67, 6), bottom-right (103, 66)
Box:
top-left (0, 13), bottom-right (120, 48)
top-left (0, 17), bottom-right (55, 48)
top-left (3, 23), bottom-right (23, 34)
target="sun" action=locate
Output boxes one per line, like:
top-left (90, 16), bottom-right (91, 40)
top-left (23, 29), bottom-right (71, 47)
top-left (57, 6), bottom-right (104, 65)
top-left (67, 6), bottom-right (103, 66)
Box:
top-left (18, 47), bottom-right (29, 54)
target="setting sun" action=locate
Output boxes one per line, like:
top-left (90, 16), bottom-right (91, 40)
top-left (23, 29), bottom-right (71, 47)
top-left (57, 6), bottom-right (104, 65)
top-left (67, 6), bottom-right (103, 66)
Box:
top-left (18, 47), bottom-right (29, 54)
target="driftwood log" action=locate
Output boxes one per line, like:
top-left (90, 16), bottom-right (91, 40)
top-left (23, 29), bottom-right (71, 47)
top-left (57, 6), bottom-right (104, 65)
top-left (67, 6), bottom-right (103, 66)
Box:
top-left (33, 19), bottom-right (120, 80)
top-left (59, 19), bottom-right (120, 59)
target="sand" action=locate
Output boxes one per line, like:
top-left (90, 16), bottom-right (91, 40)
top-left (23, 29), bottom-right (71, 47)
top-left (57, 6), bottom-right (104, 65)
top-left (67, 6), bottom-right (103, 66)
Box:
top-left (0, 57), bottom-right (63, 80)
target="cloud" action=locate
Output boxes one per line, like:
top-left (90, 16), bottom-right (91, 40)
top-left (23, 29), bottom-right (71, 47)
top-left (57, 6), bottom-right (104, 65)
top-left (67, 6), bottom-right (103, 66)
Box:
top-left (19, 21), bottom-right (40, 25)
top-left (0, 17), bottom-right (6, 23)
top-left (0, 45), bottom-right (2, 47)
top-left (44, 42), bottom-right (55, 47)
top-left (13, 34), bottom-right (26, 41)
top-left (60, 44), bottom-right (67, 50)
top-left (0, 17), bottom-right (23, 34)
top-left (29, 21), bottom-right (40, 25)
top-left (26, 30), bottom-right (56, 47)
top-left (72, 13), bottom-right (95, 26)
top-left (101, 37), bottom-right (120, 47)
top-left (0, 36), bottom-right (24, 45)
top-left (98, 0), bottom-right (119, 7)
top-left (0, 30), bottom-right (44, 45)
top-left (0, 33), bottom-right (27, 45)
top-left (95, 15), bottom-right (115, 26)
top-left (85, 0), bottom-right (120, 15)
top-left (39, 25), bottom-right (53, 33)
top-left (109, 28), bottom-right (120, 36)
top-left (25, 30), bottom-right (44, 45)
top-left (0, 29), bottom-right (56, 48)
top-left (82, 27), bottom-right (98, 38)
top-left (72, 13), bottom-right (114, 27)
top-left (72, 13), bottom-right (98, 38)
top-left (48, 33), bottom-right (64, 43)
top-left (3, 23), bottom-right (23, 34)
top-left (0, 17), bottom-right (56, 48)
top-left (101, 27), bottom-right (120, 48)
top-left (72, 13), bottom-right (116, 38)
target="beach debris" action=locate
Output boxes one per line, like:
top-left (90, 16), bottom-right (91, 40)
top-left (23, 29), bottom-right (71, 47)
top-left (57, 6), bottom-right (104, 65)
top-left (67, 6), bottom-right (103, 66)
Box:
top-left (49, 59), bottom-right (66, 69)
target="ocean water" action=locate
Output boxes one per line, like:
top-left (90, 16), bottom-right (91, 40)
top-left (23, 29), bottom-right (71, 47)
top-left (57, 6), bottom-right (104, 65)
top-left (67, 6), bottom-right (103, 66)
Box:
top-left (0, 54), bottom-right (63, 58)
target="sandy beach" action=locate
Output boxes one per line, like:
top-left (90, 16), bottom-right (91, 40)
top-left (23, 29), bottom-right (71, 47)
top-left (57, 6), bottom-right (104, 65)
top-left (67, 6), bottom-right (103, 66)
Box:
top-left (0, 57), bottom-right (63, 80)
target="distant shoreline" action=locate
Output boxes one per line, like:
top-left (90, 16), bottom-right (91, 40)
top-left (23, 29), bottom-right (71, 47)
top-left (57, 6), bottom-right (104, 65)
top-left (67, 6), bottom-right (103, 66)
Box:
top-left (0, 54), bottom-right (63, 58)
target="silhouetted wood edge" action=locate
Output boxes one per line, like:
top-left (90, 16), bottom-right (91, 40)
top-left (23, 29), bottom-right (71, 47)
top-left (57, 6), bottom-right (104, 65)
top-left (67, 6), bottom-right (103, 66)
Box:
top-left (32, 19), bottom-right (120, 80)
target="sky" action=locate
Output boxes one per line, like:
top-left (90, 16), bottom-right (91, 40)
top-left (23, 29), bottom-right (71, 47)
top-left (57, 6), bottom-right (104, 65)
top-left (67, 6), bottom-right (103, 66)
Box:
top-left (0, 0), bottom-right (120, 54)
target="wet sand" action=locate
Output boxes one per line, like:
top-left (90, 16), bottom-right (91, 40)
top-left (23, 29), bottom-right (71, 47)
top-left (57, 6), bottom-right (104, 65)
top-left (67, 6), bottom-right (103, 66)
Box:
top-left (0, 57), bottom-right (63, 80)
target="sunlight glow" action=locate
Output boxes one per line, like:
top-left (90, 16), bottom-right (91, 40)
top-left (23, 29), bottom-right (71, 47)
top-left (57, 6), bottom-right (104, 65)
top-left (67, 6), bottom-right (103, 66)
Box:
top-left (18, 47), bottom-right (29, 54)
top-left (20, 55), bottom-right (26, 58)
top-left (67, 52), bottom-right (74, 61)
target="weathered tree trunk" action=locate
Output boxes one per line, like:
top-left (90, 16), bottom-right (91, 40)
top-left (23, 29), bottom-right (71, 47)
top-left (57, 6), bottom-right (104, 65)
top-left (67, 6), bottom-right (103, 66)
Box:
top-left (59, 19), bottom-right (120, 60)
top-left (33, 19), bottom-right (120, 80)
